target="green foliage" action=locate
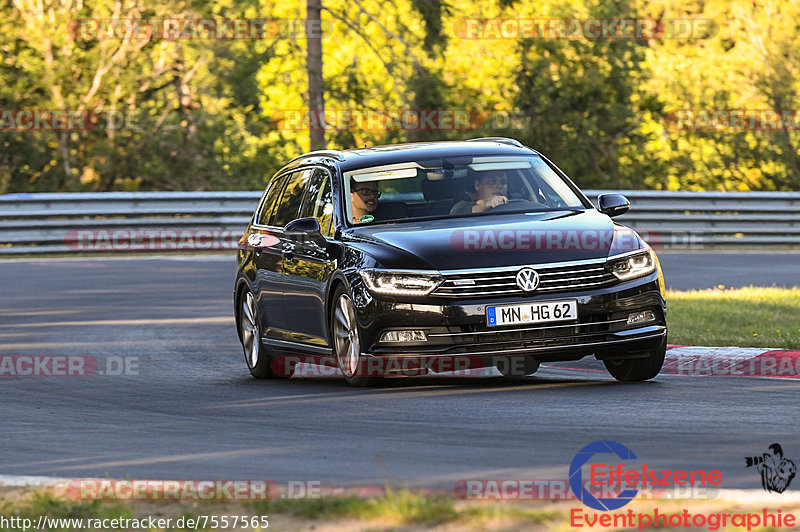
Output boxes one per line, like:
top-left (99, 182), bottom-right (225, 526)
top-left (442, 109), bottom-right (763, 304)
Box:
top-left (514, 0), bottom-right (652, 188)
top-left (0, 490), bottom-right (133, 530)
top-left (1, 0), bottom-right (799, 192)
top-left (248, 494), bottom-right (367, 519)
top-left (251, 488), bottom-right (457, 524)
top-left (409, 0), bottom-right (449, 53)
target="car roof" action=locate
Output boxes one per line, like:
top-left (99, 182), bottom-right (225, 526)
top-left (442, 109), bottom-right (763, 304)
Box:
top-left (279, 139), bottom-right (540, 174)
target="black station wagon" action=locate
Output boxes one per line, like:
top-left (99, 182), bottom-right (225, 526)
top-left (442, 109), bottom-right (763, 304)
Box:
top-left (234, 138), bottom-right (667, 385)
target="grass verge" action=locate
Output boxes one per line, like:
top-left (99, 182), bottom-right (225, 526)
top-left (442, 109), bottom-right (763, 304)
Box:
top-left (4, 485), bottom-right (800, 532)
top-left (667, 286), bottom-right (800, 349)
top-left (0, 486), bottom-right (566, 531)
top-left (249, 488), bottom-right (459, 525)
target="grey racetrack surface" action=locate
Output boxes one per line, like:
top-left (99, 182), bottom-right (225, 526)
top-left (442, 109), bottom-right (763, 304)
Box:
top-left (0, 253), bottom-right (798, 489)
top-left (658, 251), bottom-right (800, 290)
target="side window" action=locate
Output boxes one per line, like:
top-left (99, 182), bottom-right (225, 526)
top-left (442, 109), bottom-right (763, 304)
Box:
top-left (273, 169), bottom-right (314, 227)
top-left (257, 174), bottom-right (288, 226)
top-left (299, 169), bottom-right (334, 237)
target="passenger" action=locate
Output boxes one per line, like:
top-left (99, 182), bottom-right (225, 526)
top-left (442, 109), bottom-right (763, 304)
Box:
top-left (350, 179), bottom-right (380, 224)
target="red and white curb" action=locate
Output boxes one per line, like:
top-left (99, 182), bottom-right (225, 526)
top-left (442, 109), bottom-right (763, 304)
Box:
top-left (0, 475), bottom-right (389, 499)
top-left (0, 475), bottom-right (72, 486)
top-left (543, 345), bottom-right (800, 379)
top-left (2, 475), bottom-right (800, 506)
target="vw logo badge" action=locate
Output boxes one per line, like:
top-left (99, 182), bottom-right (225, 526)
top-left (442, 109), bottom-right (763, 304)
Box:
top-left (515, 268), bottom-right (540, 292)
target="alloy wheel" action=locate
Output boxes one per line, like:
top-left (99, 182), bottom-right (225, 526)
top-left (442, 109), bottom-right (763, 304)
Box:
top-left (241, 291), bottom-right (260, 369)
top-left (333, 293), bottom-right (360, 377)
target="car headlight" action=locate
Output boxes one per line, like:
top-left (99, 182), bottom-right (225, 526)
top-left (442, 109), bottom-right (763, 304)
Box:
top-left (606, 249), bottom-right (656, 281)
top-left (359, 269), bottom-right (443, 296)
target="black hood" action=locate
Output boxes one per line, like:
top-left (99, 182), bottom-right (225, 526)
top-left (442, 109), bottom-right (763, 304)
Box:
top-left (343, 210), bottom-right (643, 270)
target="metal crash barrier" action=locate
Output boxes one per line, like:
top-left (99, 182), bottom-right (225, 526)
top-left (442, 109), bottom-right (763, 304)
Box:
top-left (1, 190), bottom-right (799, 254)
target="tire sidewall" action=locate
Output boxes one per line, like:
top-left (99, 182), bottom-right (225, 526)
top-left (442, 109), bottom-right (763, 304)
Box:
top-left (329, 285), bottom-right (381, 386)
top-left (239, 289), bottom-right (275, 379)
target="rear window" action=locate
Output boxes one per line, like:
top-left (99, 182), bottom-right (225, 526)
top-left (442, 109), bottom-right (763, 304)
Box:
top-left (256, 174), bottom-right (288, 226)
top-left (273, 169), bottom-right (314, 227)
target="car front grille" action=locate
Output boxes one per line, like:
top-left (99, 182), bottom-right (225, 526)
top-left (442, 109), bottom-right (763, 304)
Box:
top-left (432, 261), bottom-right (618, 298)
top-left (427, 318), bottom-right (624, 345)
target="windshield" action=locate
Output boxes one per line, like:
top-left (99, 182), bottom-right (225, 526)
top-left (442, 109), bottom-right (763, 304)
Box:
top-left (343, 155), bottom-right (587, 225)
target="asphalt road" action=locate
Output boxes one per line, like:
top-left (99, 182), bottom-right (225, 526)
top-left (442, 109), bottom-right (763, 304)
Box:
top-left (658, 251), bottom-right (800, 290)
top-left (0, 254), bottom-right (798, 490)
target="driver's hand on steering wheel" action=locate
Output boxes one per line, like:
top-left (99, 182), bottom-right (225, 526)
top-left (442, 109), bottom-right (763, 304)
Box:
top-left (474, 195), bottom-right (508, 213)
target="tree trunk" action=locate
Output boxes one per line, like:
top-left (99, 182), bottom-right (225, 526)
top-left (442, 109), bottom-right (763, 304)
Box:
top-left (307, 0), bottom-right (326, 151)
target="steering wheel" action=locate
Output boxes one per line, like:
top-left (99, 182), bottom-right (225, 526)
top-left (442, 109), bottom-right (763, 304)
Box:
top-left (486, 198), bottom-right (547, 212)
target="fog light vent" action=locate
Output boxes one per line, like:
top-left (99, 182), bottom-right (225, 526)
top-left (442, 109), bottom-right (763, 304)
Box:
top-left (627, 310), bottom-right (656, 325)
top-left (379, 330), bottom-right (427, 343)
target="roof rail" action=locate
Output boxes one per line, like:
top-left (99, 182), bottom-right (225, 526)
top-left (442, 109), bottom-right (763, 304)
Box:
top-left (287, 150), bottom-right (346, 164)
top-left (467, 137), bottom-right (524, 148)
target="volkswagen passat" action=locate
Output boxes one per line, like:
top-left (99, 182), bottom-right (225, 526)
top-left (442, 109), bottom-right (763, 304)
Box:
top-left (234, 138), bottom-right (667, 385)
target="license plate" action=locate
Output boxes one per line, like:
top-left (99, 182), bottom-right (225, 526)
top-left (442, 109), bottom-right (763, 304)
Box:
top-left (486, 299), bottom-right (578, 327)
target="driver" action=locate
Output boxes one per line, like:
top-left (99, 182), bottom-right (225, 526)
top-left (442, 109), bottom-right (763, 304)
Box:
top-left (450, 170), bottom-right (508, 215)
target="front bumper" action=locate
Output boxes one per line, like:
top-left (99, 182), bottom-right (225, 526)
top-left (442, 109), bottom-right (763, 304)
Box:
top-left (353, 272), bottom-right (666, 366)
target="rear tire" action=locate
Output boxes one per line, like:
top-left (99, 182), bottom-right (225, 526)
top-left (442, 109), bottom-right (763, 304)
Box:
top-left (239, 290), bottom-right (275, 379)
top-left (603, 336), bottom-right (666, 382)
top-left (330, 285), bottom-right (382, 387)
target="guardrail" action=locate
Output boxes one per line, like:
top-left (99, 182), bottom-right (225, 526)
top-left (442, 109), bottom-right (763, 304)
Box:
top-left (0, 192), bottom-right (260, 255)
top-left (1, 190), bottom-right (799, 254)
top-left (588, 190), bottom-right (800, 249)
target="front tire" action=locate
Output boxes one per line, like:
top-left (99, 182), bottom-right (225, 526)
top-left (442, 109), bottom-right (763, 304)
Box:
top-left (330, 285), bottom-right (381, 386)
top-left (603, 336), bottom-right (666, 382)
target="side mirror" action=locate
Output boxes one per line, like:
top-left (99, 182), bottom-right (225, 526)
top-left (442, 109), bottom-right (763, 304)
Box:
top-left (284, 217), bottom-right (324, 244)
top-left (597, 194), bottom-right (630, 218)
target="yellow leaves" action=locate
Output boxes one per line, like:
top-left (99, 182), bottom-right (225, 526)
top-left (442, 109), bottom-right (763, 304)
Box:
top-left (115, 177), bottom-right (143, 191)
top-left (79, 166), bottom-right (99, 185)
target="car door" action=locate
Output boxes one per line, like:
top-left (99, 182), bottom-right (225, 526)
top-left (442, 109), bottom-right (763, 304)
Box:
top-left (281, 167), bottom-right (337, 348)
top-left (251, 172), bottom-right (291, 336)
top-left (265, 168), bottom-right (317, 341)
